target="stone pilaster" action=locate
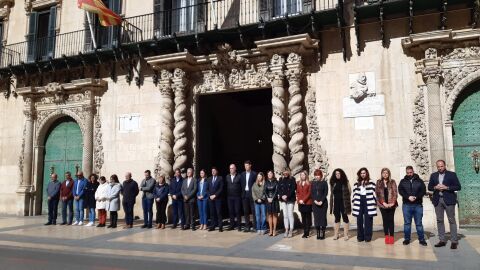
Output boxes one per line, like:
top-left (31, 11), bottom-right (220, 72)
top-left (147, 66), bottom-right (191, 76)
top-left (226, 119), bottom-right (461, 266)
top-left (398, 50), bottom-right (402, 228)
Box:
top-left (172, 68), bottom-right (188, 171)
top-left (17, 97), bottom-right (35, 216)
top-left (82, 101), bottom-right (94, 176)
top-left (418, 48), bottom-right (446, 173)
top-left (285, 53), bottom-right (305, 177)
top-left (270, 54), bottom-right (289, 178)
top-left (156, 70), bottom-right (174, 178)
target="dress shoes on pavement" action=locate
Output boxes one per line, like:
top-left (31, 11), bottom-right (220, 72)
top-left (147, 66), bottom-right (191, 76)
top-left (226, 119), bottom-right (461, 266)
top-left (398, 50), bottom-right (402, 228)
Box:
top-left (419, 240), bottom-right (428, 246)
top-left (451, 243), bottom-right (458, 249)
top-left (434, 241), bottom-right (447, 247)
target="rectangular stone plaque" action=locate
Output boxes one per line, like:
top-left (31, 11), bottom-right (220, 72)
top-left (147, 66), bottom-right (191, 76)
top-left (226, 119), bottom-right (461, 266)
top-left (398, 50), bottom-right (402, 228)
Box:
top-left (343, 95), bottom-right (385, 118)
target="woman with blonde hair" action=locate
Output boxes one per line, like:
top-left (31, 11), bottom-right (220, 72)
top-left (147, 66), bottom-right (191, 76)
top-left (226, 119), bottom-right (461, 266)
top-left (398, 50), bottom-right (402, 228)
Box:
top-left (297, 170), bottom-right (312, 238)
top-left (252, 172), bottom-right (266, 235)
top-left (375, 168), bottom-right (398, 244)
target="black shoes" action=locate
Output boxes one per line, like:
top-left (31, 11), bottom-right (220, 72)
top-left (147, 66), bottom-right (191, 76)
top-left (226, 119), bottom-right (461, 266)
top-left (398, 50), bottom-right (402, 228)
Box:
top-left (419, 240), bottom-right (428, 246)
top-left (451, 243), bottom-right (458, 249)
top-left (141, 225), bottom-right (148, 229)
top-left (60, 222), bottom-right (67, 225)
top-left (219, 227), bottom-right (223, 232)
top-left (171, 225), bottom-right (177, 229)
top-left (434, 241), bottom-right (447, 247)
top-left (208, 227), bottom-right (215, 231)
top-left (226, 226), bottom-right (234, 231)
top-left (403, 240), bottom-right (410, 245)
top-left (44, 222), bottom-right (52, 226)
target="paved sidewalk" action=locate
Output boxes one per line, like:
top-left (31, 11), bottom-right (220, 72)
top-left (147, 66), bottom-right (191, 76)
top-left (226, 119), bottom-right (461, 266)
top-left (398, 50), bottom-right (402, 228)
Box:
top-left (0, 216), bottom-right (478, 270)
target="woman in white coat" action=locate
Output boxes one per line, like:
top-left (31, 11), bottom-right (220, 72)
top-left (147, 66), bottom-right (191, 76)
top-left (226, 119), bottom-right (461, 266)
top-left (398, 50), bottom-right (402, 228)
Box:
top-left (107, 174), bottom-right (122, 228)
top-left (95, 176), bottom-right (109, 227)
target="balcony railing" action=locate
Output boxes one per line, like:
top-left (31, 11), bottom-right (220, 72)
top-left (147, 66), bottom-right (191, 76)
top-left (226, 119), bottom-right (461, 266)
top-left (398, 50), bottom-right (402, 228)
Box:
top-left (0, 0), bottom-right (339, 69)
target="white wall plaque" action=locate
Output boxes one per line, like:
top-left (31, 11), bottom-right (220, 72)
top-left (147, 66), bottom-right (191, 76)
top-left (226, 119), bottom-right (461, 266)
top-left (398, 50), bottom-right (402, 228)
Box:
top-left (118, 114), bottom-right (141, 133)
top-left (343, 95), bottom-right (385, 118)
top-left (355, 117), bottom-right (374, 130)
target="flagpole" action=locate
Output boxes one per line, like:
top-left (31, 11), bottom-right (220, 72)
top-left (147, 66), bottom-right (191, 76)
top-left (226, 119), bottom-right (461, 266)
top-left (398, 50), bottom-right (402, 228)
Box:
top-left (85, 11), bottom-right (98, 49)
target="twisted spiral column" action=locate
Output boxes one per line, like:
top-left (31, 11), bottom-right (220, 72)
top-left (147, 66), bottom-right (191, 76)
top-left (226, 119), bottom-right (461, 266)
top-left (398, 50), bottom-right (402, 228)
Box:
top-left (172, 68), bottom-right (188, 171)
top-left (270, 54), bottom-right (288, 177)
top-left (286, 53), bottom-right (305, 177)
top-left (158, 70), bottom-right (174, 177)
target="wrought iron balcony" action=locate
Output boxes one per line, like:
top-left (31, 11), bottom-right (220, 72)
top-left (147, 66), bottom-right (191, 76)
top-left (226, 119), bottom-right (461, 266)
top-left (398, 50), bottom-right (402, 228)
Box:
top-left (0, 0), bottom-right (339, 73)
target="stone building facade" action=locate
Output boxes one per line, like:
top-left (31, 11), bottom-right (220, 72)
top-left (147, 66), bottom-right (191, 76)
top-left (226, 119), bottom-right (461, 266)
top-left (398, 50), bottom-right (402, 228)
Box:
top-left (0, 0), bottom-right (478, 228)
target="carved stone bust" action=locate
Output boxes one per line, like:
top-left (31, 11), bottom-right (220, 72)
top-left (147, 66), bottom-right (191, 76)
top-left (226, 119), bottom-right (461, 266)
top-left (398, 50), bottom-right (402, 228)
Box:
top-left (349, 73), bottom-right (369, 103)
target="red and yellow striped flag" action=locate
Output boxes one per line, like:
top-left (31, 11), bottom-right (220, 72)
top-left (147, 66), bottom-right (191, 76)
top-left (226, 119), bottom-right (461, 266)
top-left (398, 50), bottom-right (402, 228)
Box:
top-left (77, 0), bottom-right (122, 26)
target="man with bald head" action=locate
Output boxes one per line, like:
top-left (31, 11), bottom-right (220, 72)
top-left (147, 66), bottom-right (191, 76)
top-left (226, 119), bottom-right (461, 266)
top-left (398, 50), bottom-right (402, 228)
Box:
top-left (45, 173), bottom-right (61, 225)
top-left (72, 171), bottom-right (88, 225)
top-left (122, 172), bottom-right (139, 229)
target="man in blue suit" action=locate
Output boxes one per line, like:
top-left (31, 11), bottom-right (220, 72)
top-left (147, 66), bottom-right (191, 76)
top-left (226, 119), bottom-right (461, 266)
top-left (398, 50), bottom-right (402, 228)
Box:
top-left (240, 160), bottom-right (257, 232)
top-left (208, 167), bottom-right (224, 232)
top-left (170, 168), bottom-right (185, 229)
top-left (428, 160), bottom-right (462, 249)
top-left (72, 171), bottom-right (87, 226)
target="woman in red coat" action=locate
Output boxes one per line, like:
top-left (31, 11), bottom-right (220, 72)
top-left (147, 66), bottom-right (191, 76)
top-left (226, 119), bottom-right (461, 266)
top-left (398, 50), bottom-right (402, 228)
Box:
top-left (297, 170), bottom-right (313, 238)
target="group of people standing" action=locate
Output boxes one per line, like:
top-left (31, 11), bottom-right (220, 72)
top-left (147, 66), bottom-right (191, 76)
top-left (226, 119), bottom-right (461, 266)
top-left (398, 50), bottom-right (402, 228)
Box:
top-left (44, 160), bottom-right (461, 249)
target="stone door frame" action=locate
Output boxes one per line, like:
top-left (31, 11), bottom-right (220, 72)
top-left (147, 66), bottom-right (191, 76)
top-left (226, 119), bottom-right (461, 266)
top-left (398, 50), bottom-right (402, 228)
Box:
top-left (147, 34), bottom-right (329, 179)
top-left (16, 79), bottom-right (107, 216)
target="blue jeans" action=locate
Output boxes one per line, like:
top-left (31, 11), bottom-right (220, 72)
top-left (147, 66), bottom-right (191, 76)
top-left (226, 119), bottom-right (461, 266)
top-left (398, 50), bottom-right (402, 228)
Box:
top-left (88, 208), bottom-right (96, 223)
top-left (74, 198), bottom-right (84, 222)
top-left (61, 199), bottom-right (73, 224)
top-left (142, 197), bottom-right (154, 226)
top-left (402, 204), bottom-right (425, 241)
top-left (254, 203), bottom-right (266, 231)
top-left (197, 199), bottom-right (208, 225)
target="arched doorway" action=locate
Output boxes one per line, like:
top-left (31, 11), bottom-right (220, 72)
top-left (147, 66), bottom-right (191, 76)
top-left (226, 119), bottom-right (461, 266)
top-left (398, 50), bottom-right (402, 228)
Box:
top-left (452, 81), bottom-right (480, 227)
top-left (41, 117), bottom-right (83, 214)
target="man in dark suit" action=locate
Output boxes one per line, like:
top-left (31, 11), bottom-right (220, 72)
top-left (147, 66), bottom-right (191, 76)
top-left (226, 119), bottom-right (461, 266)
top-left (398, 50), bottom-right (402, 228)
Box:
top-left (240, 160), bottom-right (257, 232)
top-left (170, 168), bottom-right (185, 229)
top-left (428, 160), bottom-right (462, 249)
top-left (181, 168), bottom-right (198, 231)
top-left (208, 167), bottom-right (224, 232)
top-left (226, 164), bottom-right (242, 231)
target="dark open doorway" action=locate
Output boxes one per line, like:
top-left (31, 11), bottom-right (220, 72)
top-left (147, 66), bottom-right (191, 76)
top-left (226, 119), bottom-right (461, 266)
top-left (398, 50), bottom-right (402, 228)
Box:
top-left (197, 89), bottom-right (273, 176)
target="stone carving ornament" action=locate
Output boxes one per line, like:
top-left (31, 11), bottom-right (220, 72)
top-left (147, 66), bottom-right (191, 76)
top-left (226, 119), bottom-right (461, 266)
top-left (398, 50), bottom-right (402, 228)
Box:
top-left (409, 89), bottom-right (430, 177)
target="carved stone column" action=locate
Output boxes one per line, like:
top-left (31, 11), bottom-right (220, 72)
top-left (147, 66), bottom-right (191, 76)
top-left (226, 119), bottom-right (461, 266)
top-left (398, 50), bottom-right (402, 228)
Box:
top-left (285, 53), bottom-right (305, 177)
top-left (419, 48), bottom-right (446, 172)
top-left (82, 102), bottom-right (94, 176)
top-left (156, 70), bottom-right (174, 177)
top-left (270, 54), bottom-right (289, 177)
top-left (172, 68), bottom-right (188, 171)
top-left (17, 97), bottom-right (35, 216)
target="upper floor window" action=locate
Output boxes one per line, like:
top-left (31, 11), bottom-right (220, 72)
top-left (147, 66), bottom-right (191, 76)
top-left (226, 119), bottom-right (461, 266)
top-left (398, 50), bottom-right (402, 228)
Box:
top-left (154, 0), bottom-right (205, 37)
top-left (273, 0), bottom-right (302, 17)
top-left (27, 5), bottom-right (57, 62)
top-left (85, 0), bottom-right (122, 50)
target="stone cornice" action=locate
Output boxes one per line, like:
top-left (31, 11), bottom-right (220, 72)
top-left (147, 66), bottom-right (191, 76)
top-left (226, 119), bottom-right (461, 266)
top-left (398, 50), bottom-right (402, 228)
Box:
top-left (16, 78), bottom-right (107, 98)
top-left (402, 29), bottom-right (480, 52)
top-left (255, 33), bottom-right (318, 56)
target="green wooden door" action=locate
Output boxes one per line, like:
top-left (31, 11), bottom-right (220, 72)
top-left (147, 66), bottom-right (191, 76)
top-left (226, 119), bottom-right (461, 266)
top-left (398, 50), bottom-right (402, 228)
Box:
top-left (42, 119), bottom-right (83, 214)
top-left (453, 89), bottom-right (480, 226)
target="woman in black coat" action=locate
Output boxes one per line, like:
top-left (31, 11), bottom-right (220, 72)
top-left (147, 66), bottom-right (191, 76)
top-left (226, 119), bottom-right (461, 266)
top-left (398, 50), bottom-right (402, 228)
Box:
top-left (312, 169), bottom-right (328, 240)
top-left (84, 174), bottom-right (99, 226)
top-left (264, 170), bottom-right (279, 236)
